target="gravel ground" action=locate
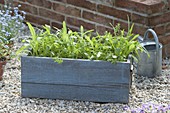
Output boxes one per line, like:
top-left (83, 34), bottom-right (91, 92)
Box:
top-left (0, 58), bottom-right (169, 113)
top-left (0, 28), bottom-right (169, 112)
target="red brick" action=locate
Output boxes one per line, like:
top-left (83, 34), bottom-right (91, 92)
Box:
top-left (16, 0), bottom-right (27, 2)
top-left (13, 1), bottom-right (19, 7)
top-left (131, 14), bottom-right (148, 25)
top-left (99, 0), bottom-right (114, 6)
top-left (149, 12), bottom-right (170, 26)
top-left (96, 25), bottom-right (113, 35)
top-left (82, 11), bottom-right (112, 26)
top-left (115, 0), bottom-right (148, 14)
top-left (149, 2), bottom-right (165, 14)
top-left (51, 21), bottom-right (63, 29)
top-left (12, 0), bottom-right (170, 54)
top-left (25, 14), bottom-right (50, 26)
top-left (115, 0), bottom-right (164, 14)
top-left (132, 25), bottom-right (148, 36)
top-left (0, 0), bottom-right (4, 4)
top-left (152, 25), bottom-right (165, 36)
top-left (97, 4), bottom-right (131, 20)
top-left (55, 23), bottom-right (79, 32)
top-left (159, 35), bottom-right (170, 45)
top-left (67, 0), bottom-right (96, 11)
top-left (163, 43), bottom-right (170, 57)
top-left (166, 23), bottom-right (170, 33)
top-left (13, 1), bottom-right (38, 15)
top-left (25, 0), bottom-right (52, 9)
top-left (66, 17), bottom-right (95, 30)
top-left (67, 25), bottom-right (79, 32)
top-left (130, 0), bottom-right (162, 5)
top-left (53, 3), bottom-right (81, 17)
top-left (114, 20), bottom-right (148, 36)
top-left (52, 0), bottom-right (67, 3)
top-left (159, 35), bottom-right (170, 58)
top-left (39, 8), bottom-right (65, 22)
top-left (114, 20), bottom-right (128, 32)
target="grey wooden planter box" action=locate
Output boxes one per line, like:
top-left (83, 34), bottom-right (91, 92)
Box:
top-left (21, 56), bottom-right (131, 103)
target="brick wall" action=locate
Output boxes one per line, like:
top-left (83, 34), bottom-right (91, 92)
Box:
top-left (1, 0), bottom-right (170, 57)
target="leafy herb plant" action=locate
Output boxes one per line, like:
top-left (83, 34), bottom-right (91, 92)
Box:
top-left (17, 21), bottom-right (146, 64)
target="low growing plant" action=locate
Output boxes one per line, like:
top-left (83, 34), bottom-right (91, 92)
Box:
top-left (17, 21), bottom-right (147, 64)
top-left (0, 37), bottom-right (12, 61)
top-left (123, 103), bottom-right (170, 113)
top-left (0, 4), bottom-right (26, 44)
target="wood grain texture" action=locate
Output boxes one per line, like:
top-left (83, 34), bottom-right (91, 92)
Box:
top-left (21, 56), bottom-right (131, 103)
top-left (22, 83), bottom-right (129, 103)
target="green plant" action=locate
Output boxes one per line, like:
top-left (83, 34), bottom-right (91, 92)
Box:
top-left (0, 38), bottom-right (12, 61)
top-left (17, 21), bottom-right (147, 63)
top-left (0, 3), bottom-right (26, 44)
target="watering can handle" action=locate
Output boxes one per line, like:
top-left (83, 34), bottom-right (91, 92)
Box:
top-left (143, 29), bottom-right (159, 52)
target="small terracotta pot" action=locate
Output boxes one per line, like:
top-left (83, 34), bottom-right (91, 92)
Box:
top-left (0, 61), bottom-right (6, 81)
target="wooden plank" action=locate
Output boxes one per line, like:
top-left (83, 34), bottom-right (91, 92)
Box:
top-left (21, 56), bottom-right (131, 103)
top-left (21, 56), bottom-right (131, 86)
top-left (22, 82), bottom-right (129, 103)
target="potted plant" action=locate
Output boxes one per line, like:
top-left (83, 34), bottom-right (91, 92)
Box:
top-left (17, 22), bottom-right (147, 103)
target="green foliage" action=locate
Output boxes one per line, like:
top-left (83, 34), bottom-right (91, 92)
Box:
top-left (0, 3), bottom-right (25, 61)
top-left (0, 37), bottom-right (12, 61)
top-left (0, 4), bottom-right (25, 44)
top-left (17, 21), bottom-right (147, 63)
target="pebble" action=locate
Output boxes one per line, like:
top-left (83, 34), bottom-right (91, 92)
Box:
top-left (0, 29), bottom-right (169, 112)
top-left (0, 59), bottom-right (169, 112)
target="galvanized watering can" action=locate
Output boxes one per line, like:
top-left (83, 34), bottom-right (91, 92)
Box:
top-left (137, 29), bottom-right (162, 78)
